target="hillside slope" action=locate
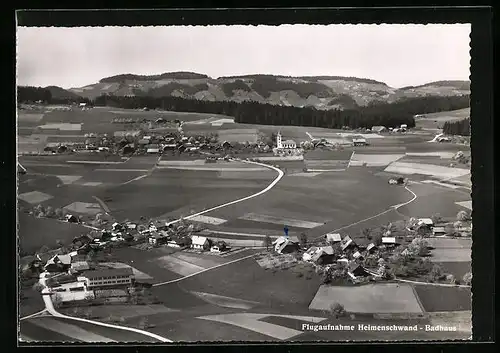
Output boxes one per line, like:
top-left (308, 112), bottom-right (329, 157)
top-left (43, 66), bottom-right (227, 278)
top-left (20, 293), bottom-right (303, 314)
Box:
top-left (67, 72), bottom-right (470, 111)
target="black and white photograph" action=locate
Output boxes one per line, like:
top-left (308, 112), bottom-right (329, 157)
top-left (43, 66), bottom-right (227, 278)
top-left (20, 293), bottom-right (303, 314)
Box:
top-left (17, 22), bottom-right (473, 343)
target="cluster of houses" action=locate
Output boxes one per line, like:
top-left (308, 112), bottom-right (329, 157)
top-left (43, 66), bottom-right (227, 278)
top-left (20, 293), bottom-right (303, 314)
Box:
top-left (31, 250), bottom-right (136, 304)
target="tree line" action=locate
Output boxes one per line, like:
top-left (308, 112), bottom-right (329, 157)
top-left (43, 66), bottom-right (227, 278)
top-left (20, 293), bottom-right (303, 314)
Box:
top-left (443, 118), bottom-right (470, 136)
top-left (94, 93), bottom-right (469, 130)
top-left (17, 86), bottom-right (92, 105)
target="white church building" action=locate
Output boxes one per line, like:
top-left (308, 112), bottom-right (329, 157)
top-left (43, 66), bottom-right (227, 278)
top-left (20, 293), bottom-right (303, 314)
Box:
top-left (273, 131), bottom-right (304, 156)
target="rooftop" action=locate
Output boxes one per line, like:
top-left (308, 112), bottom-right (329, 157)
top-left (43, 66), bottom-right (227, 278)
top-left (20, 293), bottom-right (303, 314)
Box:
top-left (82, 267), bottom-right (133, 279)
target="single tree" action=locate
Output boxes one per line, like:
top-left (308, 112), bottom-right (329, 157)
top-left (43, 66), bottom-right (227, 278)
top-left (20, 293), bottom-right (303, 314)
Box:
top-left (298, 232), bottom-right (308, 247)
top-left (263, 235), bottom-right (272, 251)
top-left (456, 210), bottom-right (470, 222)
top-left (462, 272), bottom-right (472, 285)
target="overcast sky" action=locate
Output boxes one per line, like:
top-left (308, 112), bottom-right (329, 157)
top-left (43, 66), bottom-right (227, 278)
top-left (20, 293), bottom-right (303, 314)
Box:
top-left (17, 24), bottom-right (471, 89)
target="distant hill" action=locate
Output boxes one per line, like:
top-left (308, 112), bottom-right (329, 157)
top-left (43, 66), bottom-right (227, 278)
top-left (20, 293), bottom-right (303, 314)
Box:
top-left (66, 72), bottom-right (471, 111)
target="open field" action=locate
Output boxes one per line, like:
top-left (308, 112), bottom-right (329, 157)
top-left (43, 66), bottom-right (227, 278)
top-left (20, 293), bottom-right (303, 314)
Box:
top-left (180, 257), bottom-right (322, 309)
top-left (414, 108), bottom-right (470, 130)
top-left (413, 285), bottom-right (471, 312)
top-left (309, 284), bottom-right (424, 314)
top-left (350, 153), bottom-right (404, 167)
top-left (18, 213), bottom-right (90, 254)
top-left (384, 161), bottom-right (470, 180)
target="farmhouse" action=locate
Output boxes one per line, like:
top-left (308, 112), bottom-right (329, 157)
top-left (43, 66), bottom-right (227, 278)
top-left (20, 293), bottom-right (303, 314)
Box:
top-left (44, 254), bottom-right (72, 272)
top-left (273, 236), bottom-right (300, 254)
top-left (311, 246), bottom-right (336, 265)
top-left (341, 235), bottom-right (355, 251)
top-left (432, 227), bottom-right (446, 236)
top-left (325, 233), bottom-right (342, 243)
top-left (191, 235), bottom-right (210, 250)
top-left (210, 241), bottom-right (229, 253)
top-left (69, 261), bottom-right (90, 274)
top-left (371, 126), bottom-right (387, 133)
top-left (347, 263), bottom-right (370, 279)
top-left (352, 137), bottom-right (367, 146)
top-left (366, 243), bottom-right (377, 253)
top-left (302, 246), bottom-right (320, 261)
top-left (382, 237), bottom-right (397, 247)
top-left (148, 233), bottom-right (169, 246)
top-left (146, 144), bottom-right (161, 154)
top-left (78, 268), bottom-right (134, 289)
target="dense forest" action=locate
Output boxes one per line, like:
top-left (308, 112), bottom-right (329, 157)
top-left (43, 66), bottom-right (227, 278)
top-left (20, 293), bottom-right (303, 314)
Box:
top-left (443, 118), bottom-right (470, 136)
top-left (99, 72), bottom-right (209, 83)
top-left (221, 80), bottom-right (252, 97)
top-left (146, 83), bottom-right (209, 98)
top-left (94, 93), bottom-right (467, 129)
top-left (249, 76), bottom-right (333, 99)
top-left (218, 74), bottom-right (387, 85)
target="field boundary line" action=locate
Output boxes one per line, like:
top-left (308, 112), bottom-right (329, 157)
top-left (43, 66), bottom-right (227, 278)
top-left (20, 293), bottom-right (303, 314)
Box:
top-left (166, 160), bottom-right (283, 226)
top-left (20, 309), bottom-right (47, 321)
top-left (153, 253), bottom-right (256, 287)
top-left (394, 277), bottom-right (472, 289)
top-left (347, 151), bottom-right (355, 168)
top-left (312, 185), bottom-right (417, 241)
top-left (92, 196), bottom-right (111, 214)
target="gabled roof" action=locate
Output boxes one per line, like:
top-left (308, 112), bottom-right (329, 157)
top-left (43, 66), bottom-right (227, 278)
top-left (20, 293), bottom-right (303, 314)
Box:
top-left (382, 237), bottom-right (396, 244)
top-left (83, 267), bottom-right (133, 279)
top-left (321, 246), bottom-right (334, 255)
top-left (341, 235), bottom-right (354, 250)
top-left (418, 218), bottom-right (434, 226)
top-left (366, 243), bottom-right (377, 251)
top-left (325, 233), bottom-right (341, 242)
top-left (191, 235), bottom-right (208, 245)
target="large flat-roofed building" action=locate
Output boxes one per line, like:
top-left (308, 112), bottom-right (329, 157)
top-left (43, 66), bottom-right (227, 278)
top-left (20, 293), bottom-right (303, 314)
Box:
top-left (78, 268), bottom-right (134, 289)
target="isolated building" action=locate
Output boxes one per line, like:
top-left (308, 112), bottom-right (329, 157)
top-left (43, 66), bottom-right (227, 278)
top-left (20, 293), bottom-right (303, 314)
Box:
top-left (352, 137), bottom-right (367, 146)
top-left (371, 126), bottom-right (387, 133)
top-left (78, 268), bottom-right (134, 289)
top-left (210, 241), bottom-right (229, 253)
top-left (191, 235), bottom-right (210, 250)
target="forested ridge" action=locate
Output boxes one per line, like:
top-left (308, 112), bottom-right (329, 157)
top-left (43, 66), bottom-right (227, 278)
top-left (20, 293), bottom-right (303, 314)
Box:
top-left (18, 85), bottom-right (470, 130)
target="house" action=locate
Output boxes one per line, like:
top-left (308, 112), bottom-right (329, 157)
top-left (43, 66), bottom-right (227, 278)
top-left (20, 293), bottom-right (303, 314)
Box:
top-left (79, 103), bottom-right (87, 109)
top-left (311, 246), bottom-right (336, 264)
top-left (70, 261), bottom-right (90, 273)
top-left (382, 237), bottom-right (397, 247)
top-left (366, 243), bottom-right (377, 253)
top-left (221, 141), bottom-right (232, 149)
top-left (417, 218), bottom-right (434, 227)
top-left (210, 241), bottom-right (229, 253)
top-left (44, 254), bottom-right (72, 272)
top-left (273, 236), bottom-right (300, 254)
top-left (112, 222), bottom-right (124, 232)
top-left (125, 222), bottom-right (137, 230)
top-left (65, 214), bottom-right (79, 223)
top-left (148, 233), bottom-right (169, 246)
top-left (348, 263), bottom-right (370, 279)
top-left (325, 233), bottom-right (342, 243)
top-left (352, 137), bottom-right (367, 146)
top-left (163, 144), bottom-right (177, 150)
top-left (191, 235), bottom-right (210, 250)
top-left (302, 246), bottom-right (320, 261)
top-left (371, 126), bottom-right (387, 133)
top-left (341, 235), bottom-right (355, 251)
top-left (78, 268), bottom-right (134, 289)
top-left (400, 124), bottom-right (408, 130)
top-left (433, 227), bottom-right (446, 236)
top-left (352, 251), bottom-right (364, 260)
top-left (146, 144), bottom-right (161, 154)
top-left (337, 257), bottom-right (349, 266)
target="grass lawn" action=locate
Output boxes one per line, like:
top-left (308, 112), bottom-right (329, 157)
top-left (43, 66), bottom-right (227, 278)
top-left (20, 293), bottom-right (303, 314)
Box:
top-left (18, 213), bottom-right (90, 254)
top-left (179, 257), bottom-right (321, 309)
top-left (414, 285), bottom-right (471, 312)
top-left (309, 283), bottom-right (424, 314)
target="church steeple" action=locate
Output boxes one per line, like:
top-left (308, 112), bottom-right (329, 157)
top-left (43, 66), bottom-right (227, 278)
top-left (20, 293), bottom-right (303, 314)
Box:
top-left (276, 130), bottom-right (282, 149)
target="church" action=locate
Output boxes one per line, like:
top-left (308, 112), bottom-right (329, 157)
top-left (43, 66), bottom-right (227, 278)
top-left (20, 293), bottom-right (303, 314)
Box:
top-left (273, 131), bottom-right (304, 156)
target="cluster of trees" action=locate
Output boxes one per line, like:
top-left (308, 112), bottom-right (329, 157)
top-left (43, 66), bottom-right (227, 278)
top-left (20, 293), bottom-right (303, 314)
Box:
top-left (443, 118), bottom-right (470, 136)
top-left (249, 75), bottom-right (333, 99)
top-left (221, 79), bottom-right (252, 97)
top-left (147, 82), bottom-right (209, 98)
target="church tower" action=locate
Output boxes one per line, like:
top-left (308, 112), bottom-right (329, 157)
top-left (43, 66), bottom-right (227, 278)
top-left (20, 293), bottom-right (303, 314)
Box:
top-left (276, 130), bottom-right (283, 149)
